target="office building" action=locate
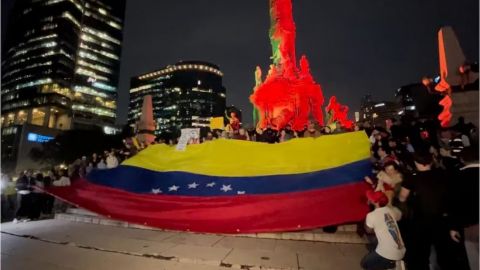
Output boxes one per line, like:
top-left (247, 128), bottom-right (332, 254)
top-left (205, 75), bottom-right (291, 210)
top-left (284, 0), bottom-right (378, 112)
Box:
top-left (128, 61), bottom-right (226, 136)
top-left (359, 95), bottom-right (402, 126)
top-left (1, 0), bottom-right (125, 174)
top-left (1, 0), bottom-right (125, 130)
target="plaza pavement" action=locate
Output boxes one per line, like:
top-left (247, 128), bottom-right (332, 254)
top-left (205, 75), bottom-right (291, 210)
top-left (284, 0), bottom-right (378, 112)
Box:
top-left (1, 219), bottom-right (368, 270)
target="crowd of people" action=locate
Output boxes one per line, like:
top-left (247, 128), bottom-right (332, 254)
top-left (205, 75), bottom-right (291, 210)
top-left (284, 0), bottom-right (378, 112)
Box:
top-left (1, 115), bottom-right (478, 270)
top-left (1, 169), bottom-right (70, 223)
top-left (170, 121), bottom-right (349, 145)
top-left (359, 116), bottom-right (478, 270)
top-left (0, 148), bottom-right (131, 223)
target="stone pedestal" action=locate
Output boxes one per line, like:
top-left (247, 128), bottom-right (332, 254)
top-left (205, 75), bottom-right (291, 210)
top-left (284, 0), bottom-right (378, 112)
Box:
top-left (452, 90), bottom-right (479, 128)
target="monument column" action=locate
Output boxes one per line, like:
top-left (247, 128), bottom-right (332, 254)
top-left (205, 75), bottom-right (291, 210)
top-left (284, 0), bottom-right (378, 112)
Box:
top-left (135, 95), bottom-right (156, 146)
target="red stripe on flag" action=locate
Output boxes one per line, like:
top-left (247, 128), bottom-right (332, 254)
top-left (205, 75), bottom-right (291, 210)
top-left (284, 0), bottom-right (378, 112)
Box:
top-left (46, 179), bottom-right (370, 233)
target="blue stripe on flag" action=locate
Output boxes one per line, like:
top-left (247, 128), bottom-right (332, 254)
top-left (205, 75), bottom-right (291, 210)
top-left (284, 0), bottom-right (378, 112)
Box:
top-left (86, 159), bottom-right (371, 196)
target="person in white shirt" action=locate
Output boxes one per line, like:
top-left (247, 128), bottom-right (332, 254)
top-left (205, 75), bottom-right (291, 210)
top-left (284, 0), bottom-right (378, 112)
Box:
top-left (53, 170), bottom-right (71, 187)
top-left (97, 158), bottom-right (107, 169)
top-left (106, 152), bottom-right (119, 168)
top-left (361, 190), bottom-right (405, 270)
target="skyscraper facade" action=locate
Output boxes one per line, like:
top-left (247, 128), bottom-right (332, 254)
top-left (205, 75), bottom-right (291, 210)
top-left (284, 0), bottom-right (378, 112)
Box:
top-left (359, 95), bottom-right (402, 126)
top-left (128, 61), bottom-right (226, 136)
top-left (1, 0), bottom-right (125, 174)
top-left (1, 0), bottom-right (125, 130)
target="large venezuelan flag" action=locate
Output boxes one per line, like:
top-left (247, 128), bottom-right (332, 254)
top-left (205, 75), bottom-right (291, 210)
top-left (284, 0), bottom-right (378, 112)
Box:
top-left (46, 131), bottom-right (372, 233)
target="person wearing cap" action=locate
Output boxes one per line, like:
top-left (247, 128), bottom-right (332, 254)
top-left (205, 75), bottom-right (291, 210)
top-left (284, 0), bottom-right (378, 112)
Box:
top-left (361, 190), bottom-right (405, 270)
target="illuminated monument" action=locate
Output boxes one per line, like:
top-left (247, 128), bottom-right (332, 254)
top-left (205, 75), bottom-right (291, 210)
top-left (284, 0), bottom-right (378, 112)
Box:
top-left (250, 0), bottom-right (325, 131)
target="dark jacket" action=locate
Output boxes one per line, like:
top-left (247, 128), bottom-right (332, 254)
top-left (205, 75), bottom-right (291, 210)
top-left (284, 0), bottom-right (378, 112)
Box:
top-left (15, 175), bottom-right (35, 192)
top-left (448, 164), bottom-right (479, 230)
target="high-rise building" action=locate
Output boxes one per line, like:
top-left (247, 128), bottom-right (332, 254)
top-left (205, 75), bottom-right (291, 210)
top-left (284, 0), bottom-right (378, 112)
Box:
top-left (359, 95), bottom-right (402, 126)
top-left (1, 0), bottom-right (125, 130)
top-left (1, 0), bottom-right (125, 174)
top-left (128, 61), bottom-right (226, 136)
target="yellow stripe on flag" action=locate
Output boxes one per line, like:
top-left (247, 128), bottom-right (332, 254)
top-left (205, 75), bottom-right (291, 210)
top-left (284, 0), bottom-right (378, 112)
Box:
top-left (122, 131), bottom-right (370, 177)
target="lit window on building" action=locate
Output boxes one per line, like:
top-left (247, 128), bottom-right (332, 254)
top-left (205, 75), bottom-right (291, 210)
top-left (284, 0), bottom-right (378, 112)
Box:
top-left (31, 108), bottom-right (47, 126)
top-left (82, 27), bottom-right (121, 45)
top-left (12, 42), bottom-right (57, 57)
top-left (14, 78), bottom-right (52, 90)
top-left (2, 126), bottom-right (17, 135)
top-left (78, 60), bottom-right (112, 74)
top-left (79, 42), bottom-right (117, 59)
top-left (92, 82), bottom-right (116, 92)
top-left (73, 85), bottom-right (108, 98)
top-left (16, 110), bottom-right (27, 124)
top-left (42, 24), bottom-right (58, 31)
top-left (62, 11), bottom-right (81, 28)
top-left (76, 67), bottom-right (109, 81)
top-left (6, 114), bottom-right (15, 126)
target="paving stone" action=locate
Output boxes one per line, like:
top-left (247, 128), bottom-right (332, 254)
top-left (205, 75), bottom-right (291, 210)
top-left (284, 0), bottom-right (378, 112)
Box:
top-left (281, 232), bottom-right (315, 241)
top-left (66, 208), bottom-right (98, 216)
top-left (274, 239), bottom-right (322, 254)
top-left (55, 213), bottom-right (76, 222)
top-left (43, 231), bottom-right (178, 255)
top-left (2, 220), bottom-right (177, 245)
top-left (161, 244), bottom-right (232, 266)
top-left (213, 236), bottom-right (277, 251)
top-left (99, 219), bottom-right (123, 226)
top-left (223, 249), bottom-right (298, 269)
top-left (297, 243), bottom-right (367, 270)
top-left (163, 233), bottom-right (224, 247)
top-left (2, 219), bottom-right (71, 236)
top-left (2, 253), bottom-right (78, 270)
top-left (2, 219), bottom-right (367, 270)
top-left (256, 232), bottom-right (281, 239)
top-left (2, 234), bottom-right (224, 270)
top-left (313, 231), bottom-right (367, 244)
top-left (339, 224), bottom-right (358, 232)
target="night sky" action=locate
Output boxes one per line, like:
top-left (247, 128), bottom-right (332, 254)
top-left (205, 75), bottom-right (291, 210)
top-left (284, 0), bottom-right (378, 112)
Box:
top-left (3, 0), bottom-right (479, 125)
top-left (117, 0), bottom-right (478, 125)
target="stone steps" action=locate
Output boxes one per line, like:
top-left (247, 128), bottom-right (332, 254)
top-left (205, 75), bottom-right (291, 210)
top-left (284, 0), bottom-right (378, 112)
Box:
top-left (56, 208), bottom-right (367, 244)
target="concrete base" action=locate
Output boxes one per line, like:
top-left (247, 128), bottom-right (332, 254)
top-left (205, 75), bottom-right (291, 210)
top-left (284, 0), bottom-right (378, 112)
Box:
top-left (55, 208), bottom-right (367, 244)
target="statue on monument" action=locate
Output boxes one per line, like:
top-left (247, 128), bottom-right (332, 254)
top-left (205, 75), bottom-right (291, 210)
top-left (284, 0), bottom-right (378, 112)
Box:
top-left (250, 0), bottom-right (325, 131)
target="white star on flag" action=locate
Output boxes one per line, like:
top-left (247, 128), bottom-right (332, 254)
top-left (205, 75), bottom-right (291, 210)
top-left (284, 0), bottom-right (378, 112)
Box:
top-left (168, 185), bottom-right (179, 191)
top-left (206, 182), bottom-right (216, 187)
top-left (151, 188), bottom-right (162, 194)
top-left (188, 182), bottom-right (199, 189)
top-left (221, 185), bottom-right (232, 192)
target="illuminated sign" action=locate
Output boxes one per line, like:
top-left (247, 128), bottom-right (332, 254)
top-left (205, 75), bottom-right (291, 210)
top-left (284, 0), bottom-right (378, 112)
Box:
top-left (27, 133), bottom-right (54, 143)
